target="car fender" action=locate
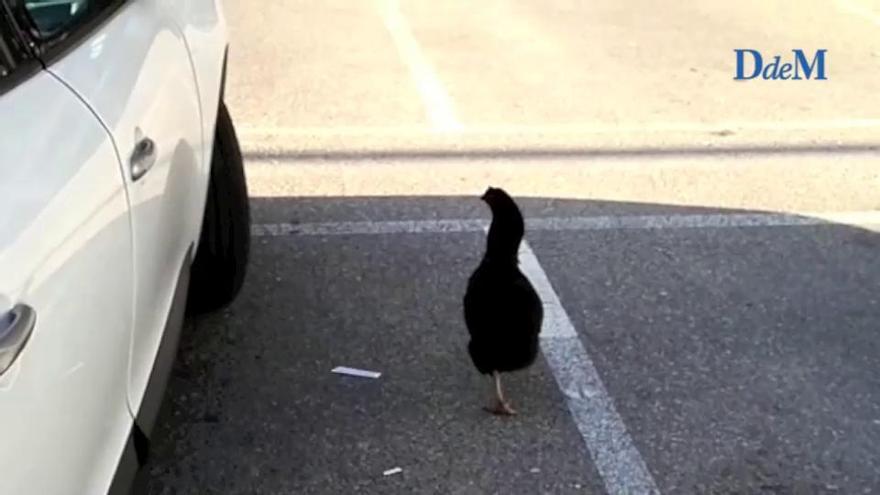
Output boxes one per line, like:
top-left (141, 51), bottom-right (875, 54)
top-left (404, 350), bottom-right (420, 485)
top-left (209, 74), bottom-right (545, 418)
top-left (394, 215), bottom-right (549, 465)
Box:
top-left (159, 0), bottom-right (230, 248)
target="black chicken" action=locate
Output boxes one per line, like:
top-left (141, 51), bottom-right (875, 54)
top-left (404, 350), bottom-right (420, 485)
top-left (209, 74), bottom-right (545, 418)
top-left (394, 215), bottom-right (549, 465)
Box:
top-left (463, 187), bottom-right (543, 416)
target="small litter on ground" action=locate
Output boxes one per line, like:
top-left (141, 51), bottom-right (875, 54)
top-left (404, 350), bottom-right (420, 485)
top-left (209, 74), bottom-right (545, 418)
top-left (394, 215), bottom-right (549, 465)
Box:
top-left (383, 467), bottom-right (403, 476)
top-left (331, 366), bottom-right (382, 379)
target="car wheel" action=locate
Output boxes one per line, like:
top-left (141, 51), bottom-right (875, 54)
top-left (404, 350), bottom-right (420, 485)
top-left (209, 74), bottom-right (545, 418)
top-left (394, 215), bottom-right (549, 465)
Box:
top-left (187, 101), bottom-right (250, 314)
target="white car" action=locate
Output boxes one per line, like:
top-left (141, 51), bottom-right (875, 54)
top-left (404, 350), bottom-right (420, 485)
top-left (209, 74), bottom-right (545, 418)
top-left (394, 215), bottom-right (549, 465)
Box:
top-left (0, 0), bottom-right (250, 493)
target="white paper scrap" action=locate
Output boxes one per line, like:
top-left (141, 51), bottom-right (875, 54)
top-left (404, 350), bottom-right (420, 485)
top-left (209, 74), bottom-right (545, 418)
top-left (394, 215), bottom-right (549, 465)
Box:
top-left (383, 467), bottom-right (403, 476)
top-left (331, 366), bottom-right (381, 379)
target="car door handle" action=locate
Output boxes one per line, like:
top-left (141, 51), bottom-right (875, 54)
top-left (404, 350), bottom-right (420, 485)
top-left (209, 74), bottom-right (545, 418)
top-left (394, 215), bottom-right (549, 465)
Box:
top-left (130, 137), bottom-right (157, 181)
top-left (0, 304), bottom-right (36, 376)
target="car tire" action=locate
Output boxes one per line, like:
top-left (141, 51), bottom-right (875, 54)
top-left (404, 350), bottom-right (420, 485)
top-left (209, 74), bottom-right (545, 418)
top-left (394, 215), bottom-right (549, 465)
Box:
top-left (186, 101), bottom-right (250, 315)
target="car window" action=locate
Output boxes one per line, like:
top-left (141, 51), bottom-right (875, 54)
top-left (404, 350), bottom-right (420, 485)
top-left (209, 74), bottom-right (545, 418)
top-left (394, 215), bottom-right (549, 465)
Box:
top-left (0, 2), bottom-right (40, 95)
top-left (0, 32), bottom-right (16, 78)
top-left (9, 0), bottom-right (123, 63)
top-left (24, 0), bottom-right (94, 39)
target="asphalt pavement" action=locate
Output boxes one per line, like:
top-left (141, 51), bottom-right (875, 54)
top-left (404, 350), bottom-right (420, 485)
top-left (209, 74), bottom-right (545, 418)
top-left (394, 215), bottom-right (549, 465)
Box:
top-left (144, 1), bottom-right (880, 494)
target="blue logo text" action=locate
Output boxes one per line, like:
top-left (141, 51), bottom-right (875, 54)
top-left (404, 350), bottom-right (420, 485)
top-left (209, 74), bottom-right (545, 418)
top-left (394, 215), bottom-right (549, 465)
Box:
top-left (734, 49), bottom-right (827, 80)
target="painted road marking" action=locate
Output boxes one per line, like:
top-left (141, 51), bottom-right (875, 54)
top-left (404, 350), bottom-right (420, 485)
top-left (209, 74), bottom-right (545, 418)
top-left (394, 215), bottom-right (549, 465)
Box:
top-left (518, 238), bottom-right (661, 494)
top-left (252, 211), bottom-right (880, 237)
top-left (377, 0), bottom-right (462, 132)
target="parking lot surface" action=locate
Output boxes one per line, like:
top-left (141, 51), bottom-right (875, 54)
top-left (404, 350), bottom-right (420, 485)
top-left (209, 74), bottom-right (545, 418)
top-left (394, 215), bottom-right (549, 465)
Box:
top-left (145, 1), bottom-right (880, 494)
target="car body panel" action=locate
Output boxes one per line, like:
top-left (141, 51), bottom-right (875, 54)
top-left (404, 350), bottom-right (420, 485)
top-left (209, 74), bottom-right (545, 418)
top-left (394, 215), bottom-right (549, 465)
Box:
top-left (0, 0), bottom-right (232, 490)
top-left (160, 0), bottom-right (229, 184)
top-left (44, 0), bottom-right (209, 419)
top-left (109, 246), bottom-right (192, 495)
top-left (0, 70), bottom-right (134, 494)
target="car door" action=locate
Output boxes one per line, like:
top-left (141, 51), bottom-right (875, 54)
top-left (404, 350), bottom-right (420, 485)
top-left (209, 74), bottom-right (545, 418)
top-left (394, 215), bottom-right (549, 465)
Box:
top-left (16, 0), bottom-right (208, 426)
top-left (0, 5), bottom-right (135, 493)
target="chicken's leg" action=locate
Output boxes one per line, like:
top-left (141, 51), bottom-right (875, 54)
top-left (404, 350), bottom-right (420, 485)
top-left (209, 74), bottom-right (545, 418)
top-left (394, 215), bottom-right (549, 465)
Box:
top-left (483, 371), bottom-right (517, 416)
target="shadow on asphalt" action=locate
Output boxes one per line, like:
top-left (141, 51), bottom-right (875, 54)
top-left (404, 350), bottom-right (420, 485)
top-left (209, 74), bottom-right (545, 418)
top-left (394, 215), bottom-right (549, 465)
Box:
top-left (139, 196), bottom-right (880, 495)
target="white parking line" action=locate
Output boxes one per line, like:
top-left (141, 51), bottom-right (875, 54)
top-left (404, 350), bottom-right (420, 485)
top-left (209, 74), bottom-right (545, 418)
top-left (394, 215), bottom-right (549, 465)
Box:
top-left (251, 211), bottom-right (880, 237)
top-left (517, 241), bottom-right (661, 494)
top-left (377, 0), bottom-right (462, 132)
